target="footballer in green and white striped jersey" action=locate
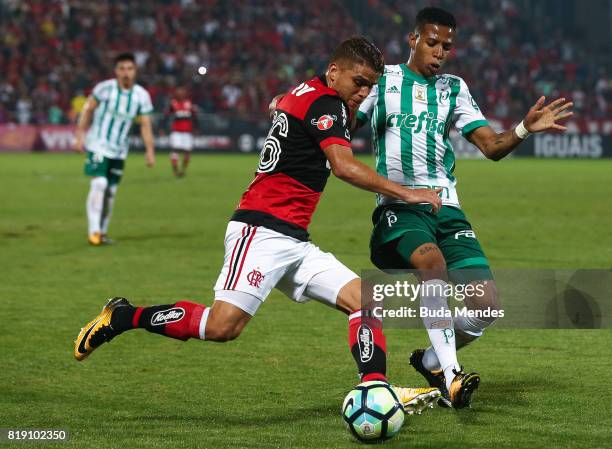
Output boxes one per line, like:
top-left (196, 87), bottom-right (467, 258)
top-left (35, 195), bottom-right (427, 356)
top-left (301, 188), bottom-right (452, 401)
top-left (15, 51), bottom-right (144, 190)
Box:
top-left (361, 7), bottom-right (574, 410)
top-left (78, 52), bottom-right (156, 246)
top-left (357, 64), bottom-right (488, 209)
top-left (85, 79), bottom-right (153, 160)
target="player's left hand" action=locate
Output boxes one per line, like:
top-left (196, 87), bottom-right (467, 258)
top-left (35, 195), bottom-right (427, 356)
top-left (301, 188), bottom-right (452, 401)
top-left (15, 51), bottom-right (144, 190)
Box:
top-left (524, 96), bottom-right (573, 133)
top-left (268, 94), bottom-right (284, 119)
top-left (145, 152), bottom-right (155, 167)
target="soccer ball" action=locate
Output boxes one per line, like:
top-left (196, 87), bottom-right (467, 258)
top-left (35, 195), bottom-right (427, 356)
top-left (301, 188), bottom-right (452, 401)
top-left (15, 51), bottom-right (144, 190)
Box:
top-left (342, 381), bottom-right (405, 443)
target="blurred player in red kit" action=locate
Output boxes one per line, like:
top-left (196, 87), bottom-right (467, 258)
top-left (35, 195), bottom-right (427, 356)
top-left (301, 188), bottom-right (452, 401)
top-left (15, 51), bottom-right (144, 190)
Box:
top-left (167, 86), bottom-right (197, 177)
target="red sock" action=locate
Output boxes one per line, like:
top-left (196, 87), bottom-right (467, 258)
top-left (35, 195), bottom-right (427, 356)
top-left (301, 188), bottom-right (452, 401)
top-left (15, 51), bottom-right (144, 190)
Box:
top-left (348, 310), bottom-right (387, 382)
top-left (133, 301), bottom-right (207, 340)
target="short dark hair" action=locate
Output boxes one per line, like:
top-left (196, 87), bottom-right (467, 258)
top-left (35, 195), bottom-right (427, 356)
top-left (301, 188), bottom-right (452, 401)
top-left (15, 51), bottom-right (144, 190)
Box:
top-left (114, 52), bottom-right (136, 66)
top-left (415, 7), bottom-right (456, 33)
top-left (330, 36), bottom-right (384, 74)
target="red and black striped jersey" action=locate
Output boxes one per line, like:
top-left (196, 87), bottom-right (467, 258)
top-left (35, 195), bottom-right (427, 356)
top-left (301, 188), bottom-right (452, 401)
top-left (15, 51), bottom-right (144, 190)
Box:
top-left (168, 98), bottom-right (195, 132)
top-left (231, 76), bottom-right (352, 241)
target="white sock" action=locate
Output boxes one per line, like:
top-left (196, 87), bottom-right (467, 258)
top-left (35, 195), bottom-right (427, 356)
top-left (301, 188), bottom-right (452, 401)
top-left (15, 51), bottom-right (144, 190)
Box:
top-left (100, 184), bottom-right (118, 234)
top-left (421, 312), bottom-right (495, 373)
top-left (198, 307), bottom-right (211, 340)
top-left (419, 279), bottom-right (460, 390)
top-left (87, 177), bottom-right (108, 235)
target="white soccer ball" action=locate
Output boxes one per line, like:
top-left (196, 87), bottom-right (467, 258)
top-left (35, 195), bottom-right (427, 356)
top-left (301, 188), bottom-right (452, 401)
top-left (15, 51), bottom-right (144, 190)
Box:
top-left (342, 381), bottom-right (405, 443)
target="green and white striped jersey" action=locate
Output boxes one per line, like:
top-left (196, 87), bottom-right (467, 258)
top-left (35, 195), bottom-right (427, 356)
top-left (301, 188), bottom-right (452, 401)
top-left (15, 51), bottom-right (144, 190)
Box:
top-left (85, 79), bottom-right (153, 160)
top-left (357, 64), bottom-right (488, 208)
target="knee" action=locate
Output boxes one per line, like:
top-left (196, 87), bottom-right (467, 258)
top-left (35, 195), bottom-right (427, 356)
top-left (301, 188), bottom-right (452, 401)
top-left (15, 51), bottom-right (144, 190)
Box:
top-left (410, 244), bottom-right (446, 279)
top-left (91, 176), bottom-right (108, 191)
top-left (469, 280), bottom-right (501, 315)
top-left (484, 291), bottom-right (501, 320)
top-left (457, 281), bottom-right (501, 332)
top-left (336, 278), bottom-right (361, 313)
top-left (205, 323), bottom-right (242, 342)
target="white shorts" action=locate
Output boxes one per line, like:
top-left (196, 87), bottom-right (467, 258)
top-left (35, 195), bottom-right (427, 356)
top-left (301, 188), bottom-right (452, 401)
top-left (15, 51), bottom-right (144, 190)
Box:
top-left (169, 132), bottom-right (194, 151)
top-left (213, 221), bottom-right (359, 315)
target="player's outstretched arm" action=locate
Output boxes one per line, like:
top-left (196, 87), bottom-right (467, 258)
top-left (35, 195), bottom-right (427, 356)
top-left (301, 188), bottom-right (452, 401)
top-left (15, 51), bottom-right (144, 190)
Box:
top-left (74, 96), bottom-right (98, 152)
top-left (139, 114), bottom-right (156, 167)
top-left (468, 96), bottom-right (573, 161)
top-left (323, 144), bottom-right (442, 213)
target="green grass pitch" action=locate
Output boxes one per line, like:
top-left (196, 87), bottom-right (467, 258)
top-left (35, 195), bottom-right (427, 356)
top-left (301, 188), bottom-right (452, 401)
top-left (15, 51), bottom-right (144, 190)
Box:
top-left (1, 153), bottom-right (611, 448)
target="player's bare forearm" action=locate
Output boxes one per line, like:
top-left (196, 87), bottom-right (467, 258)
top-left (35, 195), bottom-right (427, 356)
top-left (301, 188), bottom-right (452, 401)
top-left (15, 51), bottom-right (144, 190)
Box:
top-left (76, 97), bottom-right (97, 132)
top-left (468, 127), bottom-right (523, 161)
top-left (139, 116), bottom-right (154, 149)
top-left (139, 116), bottom-right (156, 166)
top-left (323, 144), bottom-right (442, 211)
top-left (334, 156), bottom-right (405, 197)
top-left (76, 108), bottom-right (92, 134)
top-left (469, 96), bottom-right (573, 162)
top-left (74, 97), bottom-right (97, 152)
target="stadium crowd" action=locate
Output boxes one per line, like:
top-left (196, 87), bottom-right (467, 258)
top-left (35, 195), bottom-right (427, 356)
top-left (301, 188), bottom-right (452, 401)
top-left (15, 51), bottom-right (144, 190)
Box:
top-left (0, 0), bottom-right (609, 125)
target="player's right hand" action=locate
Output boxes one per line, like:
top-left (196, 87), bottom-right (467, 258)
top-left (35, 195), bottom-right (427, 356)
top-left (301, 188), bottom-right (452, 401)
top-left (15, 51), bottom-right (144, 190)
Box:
top-left (145, 152), bottom-right (155, 167)
top-left (403, 188), bottom-right (443, 214)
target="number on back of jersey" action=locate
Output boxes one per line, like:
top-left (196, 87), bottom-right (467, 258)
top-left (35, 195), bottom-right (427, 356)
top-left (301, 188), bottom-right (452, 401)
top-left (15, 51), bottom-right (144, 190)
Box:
top-left (291, 83), bottom-right (315, 97)
top-left (258, 112), bottom-right (289, 173)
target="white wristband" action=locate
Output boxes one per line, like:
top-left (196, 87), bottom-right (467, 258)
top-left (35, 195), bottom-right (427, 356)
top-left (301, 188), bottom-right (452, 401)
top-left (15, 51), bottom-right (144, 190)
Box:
top-left (514, 121), bottom-right (531, 139)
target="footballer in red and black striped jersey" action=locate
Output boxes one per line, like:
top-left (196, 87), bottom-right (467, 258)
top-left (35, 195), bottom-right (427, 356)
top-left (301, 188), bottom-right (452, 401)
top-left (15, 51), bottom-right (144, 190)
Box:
top-left (74, 37), bottom-right (445, 412)
top-left (232, 75), bottom-right (352, 241)
top-left (167, 86), bottom-right (197, 177)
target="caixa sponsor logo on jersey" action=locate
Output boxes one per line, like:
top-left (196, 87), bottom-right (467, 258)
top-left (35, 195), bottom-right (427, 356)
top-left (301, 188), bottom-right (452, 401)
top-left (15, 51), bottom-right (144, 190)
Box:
top-left (311, 114), bottom-right (337, 131)
top-left (151, 307), bottom-right (185, 326)
top-left (358, 324), bottom-right (374, 362)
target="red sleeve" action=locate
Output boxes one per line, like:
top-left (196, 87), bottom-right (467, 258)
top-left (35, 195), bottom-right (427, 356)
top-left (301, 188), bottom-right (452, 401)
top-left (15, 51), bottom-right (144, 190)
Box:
top-left (319, 137), bottom-right (351, 149)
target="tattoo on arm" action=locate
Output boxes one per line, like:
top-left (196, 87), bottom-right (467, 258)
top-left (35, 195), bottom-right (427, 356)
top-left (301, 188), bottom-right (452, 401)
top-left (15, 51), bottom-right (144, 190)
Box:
top-left (484, 129), bottom-right (522, 160)
top-left (492, 130), bottom-right (517, 147)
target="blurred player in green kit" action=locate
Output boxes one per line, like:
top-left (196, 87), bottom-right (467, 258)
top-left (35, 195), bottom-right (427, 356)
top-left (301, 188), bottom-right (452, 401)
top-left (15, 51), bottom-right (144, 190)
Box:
top-left (75, 53), bottom-right (156, 245)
